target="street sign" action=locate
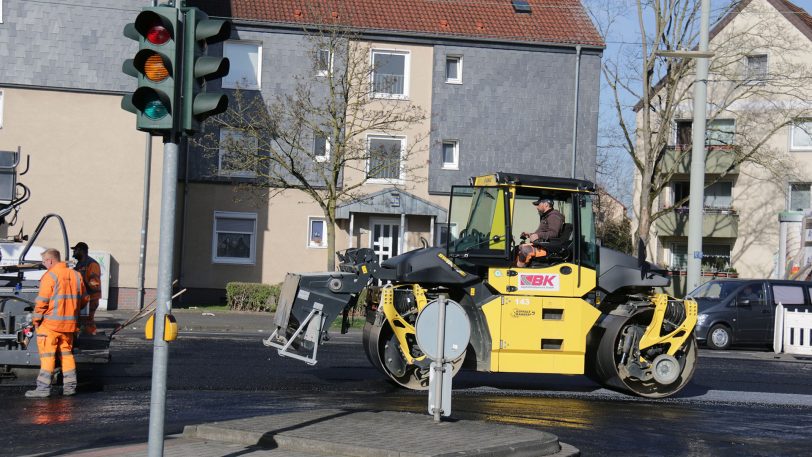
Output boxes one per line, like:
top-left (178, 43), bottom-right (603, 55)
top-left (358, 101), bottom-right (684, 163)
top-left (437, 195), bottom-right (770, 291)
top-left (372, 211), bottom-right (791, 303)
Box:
top-left (415, 298), bottom-right (470, 361)
top-left (415, 297), bottom-right (470, 421)
top-left (427, 361), bottom-right (452, 417)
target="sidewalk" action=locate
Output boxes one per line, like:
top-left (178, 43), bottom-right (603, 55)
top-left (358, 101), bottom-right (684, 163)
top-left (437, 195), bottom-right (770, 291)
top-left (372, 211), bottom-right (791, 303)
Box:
top-left (59, 409), bottom-right (579, 457)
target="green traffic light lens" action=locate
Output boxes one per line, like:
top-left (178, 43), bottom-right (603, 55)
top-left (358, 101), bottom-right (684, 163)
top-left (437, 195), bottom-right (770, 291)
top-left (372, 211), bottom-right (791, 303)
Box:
top-left (144, 99), bottom-right (168, 120)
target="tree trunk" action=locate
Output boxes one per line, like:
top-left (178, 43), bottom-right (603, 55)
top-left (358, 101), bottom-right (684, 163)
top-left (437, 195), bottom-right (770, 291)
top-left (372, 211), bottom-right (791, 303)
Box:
top-left (326, 203), bottom-right (337, 271)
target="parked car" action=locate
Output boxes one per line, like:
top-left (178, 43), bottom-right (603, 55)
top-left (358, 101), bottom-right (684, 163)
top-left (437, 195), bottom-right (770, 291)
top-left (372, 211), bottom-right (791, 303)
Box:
top-left (688, 279), bottom-right (812, 350)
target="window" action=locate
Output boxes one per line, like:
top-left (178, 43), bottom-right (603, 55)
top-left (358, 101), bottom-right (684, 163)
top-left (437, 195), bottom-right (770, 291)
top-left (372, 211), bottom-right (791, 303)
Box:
top-left (790, 120), bottom-right (812, 150)
top-left (441, 140), bottom-right (459, 169)
top-left (435, 222), bottom-right (458, 246)
top-left (308, 217), bottom-right (328, 248)
top-left (674, 119), bottom-right (734, 146)
top-left (371, 50), bottom-right (409, 98)
top-left (367, 135), bottom-right (404, 181)
top-left (672, 181), bottom-right (732, 209)
top-left (317, 49), bottom-right (332, 76)
top-left (670, 243), bottom-right (731, 271)
top-left (706, 119), bottom-right (735, 146)
top-left (789, 183), bottom-right (811, 211)
top-left (445, 55), bottom-right (462, 84)
top-left (219, 129), bottom-right (257, 177)
top-left (314, 133), bottom-right (330, 162)
top-left (746, 54), bottom-right (768, 82)
top-left (212, 212), bottom-right (257, 264)
top-left (223, 41), bottom-right (261, 90)
top-left (772, 285), bottom-right (805, 306)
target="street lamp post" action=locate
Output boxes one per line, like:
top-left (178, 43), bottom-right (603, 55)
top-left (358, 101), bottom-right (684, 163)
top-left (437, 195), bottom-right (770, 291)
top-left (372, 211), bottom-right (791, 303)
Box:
top-left (655, 0), bottom-right (711, 294)
top-left (687, 0), bottom-right (711, 293)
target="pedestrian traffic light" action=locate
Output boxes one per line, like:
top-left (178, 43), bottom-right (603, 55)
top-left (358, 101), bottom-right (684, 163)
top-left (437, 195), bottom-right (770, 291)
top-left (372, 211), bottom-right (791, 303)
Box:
top-left (182, 7), bottom-right (231, 134)
top-left (121, 7), bottom-right (181, 135)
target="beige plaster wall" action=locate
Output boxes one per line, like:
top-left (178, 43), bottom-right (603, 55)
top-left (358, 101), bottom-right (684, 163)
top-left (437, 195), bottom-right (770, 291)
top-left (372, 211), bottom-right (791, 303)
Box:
top-left (0, 87), bottom-right (163, 289)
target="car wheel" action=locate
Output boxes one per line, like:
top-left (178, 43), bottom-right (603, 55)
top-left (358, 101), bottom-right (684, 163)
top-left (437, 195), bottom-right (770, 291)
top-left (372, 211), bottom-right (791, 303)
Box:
top-left (707, 324), bottom-right (731, 350)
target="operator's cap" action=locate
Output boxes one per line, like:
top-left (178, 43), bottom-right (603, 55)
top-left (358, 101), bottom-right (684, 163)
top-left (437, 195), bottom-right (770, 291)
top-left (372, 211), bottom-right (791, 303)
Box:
top-left (71, 242), bottom-right (89, 251)
top-left (532, 197), bottom-right (554, 206)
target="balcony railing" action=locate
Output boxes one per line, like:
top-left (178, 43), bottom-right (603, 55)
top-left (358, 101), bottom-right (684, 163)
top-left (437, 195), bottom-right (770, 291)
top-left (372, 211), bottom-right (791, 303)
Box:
top-left (662, 145), bottom-right (739, 175)
top-left (654, 207), bottom-right (739, 238)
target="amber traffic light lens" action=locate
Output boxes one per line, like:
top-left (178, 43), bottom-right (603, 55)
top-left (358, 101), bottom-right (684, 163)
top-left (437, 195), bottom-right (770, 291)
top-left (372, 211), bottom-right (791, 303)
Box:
top-left (143, 53), bottom-right (169, 82)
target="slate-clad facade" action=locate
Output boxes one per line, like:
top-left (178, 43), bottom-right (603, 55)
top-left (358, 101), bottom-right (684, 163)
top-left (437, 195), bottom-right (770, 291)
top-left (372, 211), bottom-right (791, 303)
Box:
top-left (0, 0), bottom-right (604, 305)
top-left (428, 44), bottom-right (601, 193)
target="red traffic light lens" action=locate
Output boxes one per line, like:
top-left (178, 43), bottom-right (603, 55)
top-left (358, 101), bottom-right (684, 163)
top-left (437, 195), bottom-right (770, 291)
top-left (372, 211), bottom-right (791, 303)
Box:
top-left (146, 25), bottom-right (170, 45)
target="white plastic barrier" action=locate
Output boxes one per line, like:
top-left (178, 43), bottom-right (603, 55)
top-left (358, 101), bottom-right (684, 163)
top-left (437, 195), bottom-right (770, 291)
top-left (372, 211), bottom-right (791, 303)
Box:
top-left (774, 304), bottom-right (812, 356)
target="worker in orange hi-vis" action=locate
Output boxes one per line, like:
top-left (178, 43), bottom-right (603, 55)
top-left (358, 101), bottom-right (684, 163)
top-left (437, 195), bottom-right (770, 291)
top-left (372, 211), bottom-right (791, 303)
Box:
top-left (72, 242), bottom-right (102, 335)
top-left (26, 248), bottom-right (88, 398)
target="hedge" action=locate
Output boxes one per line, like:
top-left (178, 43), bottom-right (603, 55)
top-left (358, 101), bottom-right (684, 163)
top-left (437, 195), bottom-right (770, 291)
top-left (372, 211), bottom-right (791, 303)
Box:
top-left (225, 282), bottom-right (281, 312)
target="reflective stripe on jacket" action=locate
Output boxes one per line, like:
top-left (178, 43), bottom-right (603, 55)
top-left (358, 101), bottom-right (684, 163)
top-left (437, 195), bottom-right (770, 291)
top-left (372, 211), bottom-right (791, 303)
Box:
top-left (34, 262), bottom-right (89, 333)
top-left (75, 257), bottom-right (102, 300)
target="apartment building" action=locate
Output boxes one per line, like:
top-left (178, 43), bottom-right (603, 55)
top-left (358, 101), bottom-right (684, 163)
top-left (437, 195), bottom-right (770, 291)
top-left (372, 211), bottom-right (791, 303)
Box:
top-left (0, 0), bottom-right (603, 307)
top-left (633, 0), bottom-right (812, 295)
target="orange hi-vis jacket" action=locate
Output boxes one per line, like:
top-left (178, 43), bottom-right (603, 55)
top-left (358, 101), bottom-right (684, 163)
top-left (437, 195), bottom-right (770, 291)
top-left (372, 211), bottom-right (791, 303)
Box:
top-left (34, 262), bottom-right (88, 333)
top-left (75, 257), bottom-right (102, 301)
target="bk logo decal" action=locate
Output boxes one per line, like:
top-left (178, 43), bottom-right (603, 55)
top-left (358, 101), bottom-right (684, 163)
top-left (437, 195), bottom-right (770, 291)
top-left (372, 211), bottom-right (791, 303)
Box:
top-left (518, 274), bottom-right (560, 290)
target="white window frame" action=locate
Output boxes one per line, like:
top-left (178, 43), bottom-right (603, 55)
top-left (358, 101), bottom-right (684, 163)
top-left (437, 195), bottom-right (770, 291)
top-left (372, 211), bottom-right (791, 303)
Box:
top-left (212, 211), bottom-right (257, 265)
top-left (0, 1), bottom-right (3, 24)
top-left (307, 217), bottom-right (328, 248)
top-left (441, 140), bottom-right (459, 170)
top-left (0, 89), bottom-right (4, 129)
top-left (366, 134), bottom-right (406, 184)
top-left (370, 49), bottom-right (410, 99)
top-left (790, 119), bottom-right (812, 151)
top-left (317, 48), bottom-right (333, 77)
top-left (445, 55), bottom-right (462, 84)
top-left (223, 41), bottom-right (262, 90)
top-left (218, 128), bottom-right (257, 178)
top-left (314, 133), bottom-right (331, 163)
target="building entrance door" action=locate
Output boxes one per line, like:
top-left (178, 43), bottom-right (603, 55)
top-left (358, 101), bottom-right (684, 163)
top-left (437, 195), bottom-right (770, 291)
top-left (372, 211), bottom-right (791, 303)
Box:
top-left (370, 219), bottom-right (400, 263)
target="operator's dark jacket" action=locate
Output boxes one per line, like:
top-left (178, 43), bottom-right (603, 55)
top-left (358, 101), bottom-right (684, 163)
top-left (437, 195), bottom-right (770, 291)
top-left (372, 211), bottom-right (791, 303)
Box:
top-left (532, 209), bottom-right (565, 241)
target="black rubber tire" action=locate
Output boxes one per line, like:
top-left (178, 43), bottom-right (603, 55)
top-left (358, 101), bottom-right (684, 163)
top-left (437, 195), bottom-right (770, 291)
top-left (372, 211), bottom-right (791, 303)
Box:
top-left (706, 324), bottom-right (732, 350)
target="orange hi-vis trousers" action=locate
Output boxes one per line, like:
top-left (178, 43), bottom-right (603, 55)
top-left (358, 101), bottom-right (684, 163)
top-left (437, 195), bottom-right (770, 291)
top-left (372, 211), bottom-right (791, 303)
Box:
top-left (517, 244), bottom-right (548, 267)
top-left (35, 327), bottom-right (77, 391)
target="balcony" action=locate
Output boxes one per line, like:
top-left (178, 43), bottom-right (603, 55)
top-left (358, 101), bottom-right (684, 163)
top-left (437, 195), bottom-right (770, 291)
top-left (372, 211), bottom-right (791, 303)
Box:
top-left (654, 207), bottom-right (739, 238)
top-left (662, 146), bottom-right (739, 175)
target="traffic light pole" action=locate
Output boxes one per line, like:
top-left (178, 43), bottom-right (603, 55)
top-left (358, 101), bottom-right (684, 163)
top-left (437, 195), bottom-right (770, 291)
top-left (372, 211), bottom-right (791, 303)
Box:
top-left (147, 138), bottom-right (179, 457)
top-left (147, 4), bottom-right (181, 455)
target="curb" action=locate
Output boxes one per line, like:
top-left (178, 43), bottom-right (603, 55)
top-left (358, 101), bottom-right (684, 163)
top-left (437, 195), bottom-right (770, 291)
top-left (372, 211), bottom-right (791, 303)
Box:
top-left (183, 409), bottom-right (575, 457)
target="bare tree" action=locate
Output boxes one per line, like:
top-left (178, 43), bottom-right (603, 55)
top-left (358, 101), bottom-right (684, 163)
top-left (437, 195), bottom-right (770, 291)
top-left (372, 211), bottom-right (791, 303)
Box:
top-left (200, 14), bottom-right (428, 270)
top-left (587, 0), bottom-right (812, 258)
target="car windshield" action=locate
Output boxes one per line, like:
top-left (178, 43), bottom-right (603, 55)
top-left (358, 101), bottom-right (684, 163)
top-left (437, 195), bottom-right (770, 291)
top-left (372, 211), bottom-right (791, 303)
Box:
top-left (689, 281), bottom-right (742, 300)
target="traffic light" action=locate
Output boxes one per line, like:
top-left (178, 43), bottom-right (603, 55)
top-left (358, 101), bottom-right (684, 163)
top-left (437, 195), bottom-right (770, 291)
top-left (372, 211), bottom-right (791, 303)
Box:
top-left (182, 7), bottom-right (231, 134)
top-left (121, 7), bottom-right (181, 135)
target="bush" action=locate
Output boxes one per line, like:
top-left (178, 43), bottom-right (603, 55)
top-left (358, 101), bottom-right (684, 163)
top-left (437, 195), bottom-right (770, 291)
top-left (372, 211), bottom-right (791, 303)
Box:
top-left (225, 282), bottom-right (281, 312)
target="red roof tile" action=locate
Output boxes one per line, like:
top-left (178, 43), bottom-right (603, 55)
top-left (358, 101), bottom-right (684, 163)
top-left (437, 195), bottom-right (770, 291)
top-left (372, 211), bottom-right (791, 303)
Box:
top-left (192, 0), bottom-right (604, 47)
